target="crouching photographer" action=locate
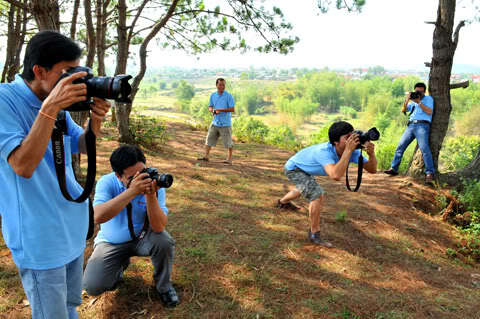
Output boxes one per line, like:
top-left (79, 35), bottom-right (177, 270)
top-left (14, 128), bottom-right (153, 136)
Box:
top-left (83, 145), bottom-right (179, 307)
top-left (276, 121), bottom-right (378, 247)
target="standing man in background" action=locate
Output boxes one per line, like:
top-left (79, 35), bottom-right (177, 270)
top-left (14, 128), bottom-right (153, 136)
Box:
top-left (197, 78), bottom-right (235, 164)
top-left (384, 82), bottom-right (434, 182)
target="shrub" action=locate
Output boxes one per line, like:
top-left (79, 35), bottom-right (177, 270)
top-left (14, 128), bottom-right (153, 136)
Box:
top-left (440, 136), bottom-right (480, 172)
top-left (130, 114), bottom-right (168, 148)
top-left (233, 116), bottom-right (270, 143)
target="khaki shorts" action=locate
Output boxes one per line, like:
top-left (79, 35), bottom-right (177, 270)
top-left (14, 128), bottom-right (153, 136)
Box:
top-left (284, 168), bottom-right (324, 202)
top-left (206, 124), bottom-right (233, 148)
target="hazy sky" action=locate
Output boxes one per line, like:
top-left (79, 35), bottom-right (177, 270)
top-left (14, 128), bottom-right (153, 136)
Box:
top-left (150, 0), bottom-right (480, 71)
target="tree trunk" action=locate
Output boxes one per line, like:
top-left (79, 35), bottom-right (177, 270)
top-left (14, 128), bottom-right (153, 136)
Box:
top-left (84, 0), bottom-right (96, 68)
top-left (70, 0), bottom-right (80, 40)
top-left (440, 146), bottom-right (480, 187)
top-left (114, 0), bottom-right (134, 143)
top-left (408, 0), bottom-right (463, 179)
top-left (95, 0), bottom-right (109, 76)
top-left (2, 1), bottom-right (27, 83)
top-left (29, 0), bottom-right (60, 31)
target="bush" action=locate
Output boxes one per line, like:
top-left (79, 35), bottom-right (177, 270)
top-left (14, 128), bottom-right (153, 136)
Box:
top-left (265, 125), bottom-right (301, 150)
top-left (233, 116), bottom-right (270, 143)
top-left (130, 114), bottom-right (168, 148)
top-left (189, 98), bottom-right (212, 129)
top-left (440, 136), bottom-right (480, 172)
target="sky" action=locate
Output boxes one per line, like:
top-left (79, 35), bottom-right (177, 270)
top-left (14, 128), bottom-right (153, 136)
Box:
top-left (148, 0), bottom-right (480, 71)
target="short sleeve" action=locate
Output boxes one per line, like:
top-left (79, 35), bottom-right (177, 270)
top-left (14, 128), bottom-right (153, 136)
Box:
top-left (406, 103), bottom-right (414, 113)
top-left (156, 188), bottom-right (168, 216)
top-left (209, 94), bottom-right (214, 107)
top-left (0, 95), bottom-right (26, 161)
top-left (315, 148), bottom-right (336, 167)
top-left (423, 96), bottom-right (434, 110)
top-left (93, 175), bottom-right (116, 206)
top-left (65, 111), bottom-right (84, 154)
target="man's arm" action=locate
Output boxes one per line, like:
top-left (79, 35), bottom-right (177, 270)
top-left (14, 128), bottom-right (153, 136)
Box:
top-left (401, 94), bottom-right (410, 114)
top-left (323, 134), bottom-right (360, 181)
top-left (362, 142), bottom-right (377, 174)
top-left (8, 72), bottom-right (88, 178)
top-left (415, 98), bottom-right (433, 115)
top-left (215, 107), bottom-right (235, 113)
top-left (93, 171), bottom-right (152, 224)
top-left (145, 184), bottom-right (168, 233)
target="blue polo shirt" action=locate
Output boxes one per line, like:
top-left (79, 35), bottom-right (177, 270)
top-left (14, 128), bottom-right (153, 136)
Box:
top-left (210, 91), bottom-right (235, 127)
top-left (407, 95), bottom-right (434, 122)
top-left (284, 142), bottom-right (366, 176)
top-left (93, 172), bottom-right (168, 245)
top-left (0, 75), bottom-right (87, 270)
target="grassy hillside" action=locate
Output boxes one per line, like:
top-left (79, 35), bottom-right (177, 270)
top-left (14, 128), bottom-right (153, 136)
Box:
top-left (1, 120), bottom-right (479, 319)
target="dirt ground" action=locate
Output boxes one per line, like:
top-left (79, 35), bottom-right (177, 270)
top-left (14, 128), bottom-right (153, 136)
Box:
top-left (1, 121), bottom-right (479, 319)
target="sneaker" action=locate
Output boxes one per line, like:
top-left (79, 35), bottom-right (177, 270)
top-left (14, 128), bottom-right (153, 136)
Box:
top-left (158, 286), bottom-right (180, 308)
top-left (384, 168), bottom-right (399, 176)
top-left (308, 230), bottom-right (333, 248)
top-left (276, 199), bottom-right (299, 211)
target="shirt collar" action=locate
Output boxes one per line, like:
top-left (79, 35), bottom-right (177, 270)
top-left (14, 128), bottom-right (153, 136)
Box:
top-left (14, 74), bottom-right (43, 110)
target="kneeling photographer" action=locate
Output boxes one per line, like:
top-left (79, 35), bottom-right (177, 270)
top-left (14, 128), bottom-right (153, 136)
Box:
top-left (276, 121), bottom-right (378, 247)
top-left (83, 145), bottom-right (179, 308)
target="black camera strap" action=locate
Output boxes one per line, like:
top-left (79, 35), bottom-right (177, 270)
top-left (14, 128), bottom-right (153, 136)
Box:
top-left (346, 151), bottom-right (364, 192)
top-left (126, 203), bottom-right (150, 241)
top-left (51, 111), bottom-right (96, 239)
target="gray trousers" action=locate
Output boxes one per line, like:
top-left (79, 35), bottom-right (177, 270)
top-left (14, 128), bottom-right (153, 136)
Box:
top-left (83, 229), bottom-right (175, 296)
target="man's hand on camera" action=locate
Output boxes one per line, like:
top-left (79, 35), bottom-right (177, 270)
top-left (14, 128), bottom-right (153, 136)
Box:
top-left (364, 141), bottom-right (375, 156)
top-left (90, 97), bottom-right (111, 136)
top-left (345, 133), bottom-right (360, 153)
top-left (209, 106), bottom-right (214, 114)
top-left (128, 171), bottom-right (153, 195)
top-left (41, 71), bottom-right (88, 115)
top-left (413, 97), bottom-right (421, 104)
top-left (144, 180), bottom-right (159, 197)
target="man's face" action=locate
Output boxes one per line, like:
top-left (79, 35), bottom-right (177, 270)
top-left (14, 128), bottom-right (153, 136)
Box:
top-left (216, 80), bottom-right (225, 94)
top-left (117, 162), bottom-right (146, 188)
top-left (414, 86), bottom-right (425, 98)
top-left (35, 59), bottom-right (80, 100)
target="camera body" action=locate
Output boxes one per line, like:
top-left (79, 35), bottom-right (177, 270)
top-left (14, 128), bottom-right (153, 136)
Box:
top-left (140, 167), bottom-right (173, 188)
top-left (352, 127), bottom-right (380, 149)
top-left (409, 91), bottom-right (422, 100)
top-left (57, 66), bottom-right (132, 112)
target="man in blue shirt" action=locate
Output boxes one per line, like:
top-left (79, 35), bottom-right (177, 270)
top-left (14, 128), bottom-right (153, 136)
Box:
top-left (83, 145), bottom-right (179, 308)
top-left (384, 82), bottom-right (435, 182)
top-left (197, 78), bottom-right (235, 164)
top-left (277, 122), bottom-right (378, 247)
top-left (0, 31), bottom-right (110, 318)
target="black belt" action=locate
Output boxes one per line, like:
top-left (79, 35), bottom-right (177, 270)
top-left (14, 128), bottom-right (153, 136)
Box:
top-left (408, 120), bottom-right (431, 126)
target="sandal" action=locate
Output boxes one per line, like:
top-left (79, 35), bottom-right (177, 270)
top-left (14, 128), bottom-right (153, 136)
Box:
top-left (197, 157), bottom-right (209, 161)
top-left (222, 160), bottom-right (232, 165)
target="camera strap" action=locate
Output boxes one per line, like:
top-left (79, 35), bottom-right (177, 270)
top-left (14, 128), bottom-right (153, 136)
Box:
top-left (345, 151), bottom-right (364, 192)
top-left (51, 111), bottom-right (96, 239)
top-left (126, 203), bottom-right (150, 241)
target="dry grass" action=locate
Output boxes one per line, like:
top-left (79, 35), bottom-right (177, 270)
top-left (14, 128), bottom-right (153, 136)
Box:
top-left (1, 121), bottom-right (480, 319)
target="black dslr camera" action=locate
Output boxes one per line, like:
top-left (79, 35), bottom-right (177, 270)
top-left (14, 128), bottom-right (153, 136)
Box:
top-left (57, 66), bottom-right (132, 112)
top-left (352, 127), bottom-right (380, 149)
top-left (409, 91), bottom-right (422, 100)
top-left (140, 168), bottom-right (173, 188)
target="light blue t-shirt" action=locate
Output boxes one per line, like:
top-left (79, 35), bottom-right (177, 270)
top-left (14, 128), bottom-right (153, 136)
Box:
top-left (284, 142), bottom-right (366, 176)
top-left (407, 95), bottom-right (434, 122)
top-left (0, 75), bottom-right (87, 270)
top-left (210, 91), bottom-right (235, 127)
top-left (93, 172), bottom-right (168, 245)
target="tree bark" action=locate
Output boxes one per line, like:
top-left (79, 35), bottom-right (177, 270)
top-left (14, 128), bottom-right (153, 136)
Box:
top-left (114, 0), bottom-right (134, 143)
top-left (440, 146), bottom-right (480, 187)
top-left (70, 0), bottom-right (81, 40)
top-left (29, 0), bottom-right (60, 31)
top-left (1, 0), bottom-right (27, 83)
top-left (84, 0), bottom-right (96, 68)
top-left (407, 0), bottom-right (463, 179)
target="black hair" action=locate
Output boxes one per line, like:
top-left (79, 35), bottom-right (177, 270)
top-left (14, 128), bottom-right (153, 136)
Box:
top-left (216, 78), bottom-right (225, 85)
top-left (414, 82), bottom-right (427, 91)
top-left (328, 121), bottom-right (354, 145)
top-left (21, 31), bottom-right (82, 82)
top-left (110, 145), bottom-right (146, 176)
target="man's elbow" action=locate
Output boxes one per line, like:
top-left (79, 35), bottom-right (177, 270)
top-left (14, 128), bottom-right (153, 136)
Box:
top-left (12, 165), bottom-right (34, 178)
top-left (328, 174), bottom-right (341, 181)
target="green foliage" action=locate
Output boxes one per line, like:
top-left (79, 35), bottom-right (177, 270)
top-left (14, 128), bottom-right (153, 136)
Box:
top-left (458, 179), bottom-right (480, 213)
top-left (233, 85), bottom-right (264, 115)
top-left (129, 114), bottom-right (168, 148)
top-left (307, 124), bottom-right (331, 146)
top-left (336, 210), bottom-right (347, 222)
top-left (440, 136), bottom-right (479, 172)
top-left (171, 81), bottom-right (179, 89)
top-left (189, 97), bottom-right (212, 129)
top-left (265, 124), bottom-right (301, 150)
top-left (176, 80), bottom-right (195, 101)
top-left (233, 116), bottom-right (270, 143)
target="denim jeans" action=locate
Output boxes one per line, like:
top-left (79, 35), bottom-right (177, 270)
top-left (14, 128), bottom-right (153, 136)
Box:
top-left (391, 122), bottom-right (434, 175)
top-left (19, 253), bottom-right (84, 319)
